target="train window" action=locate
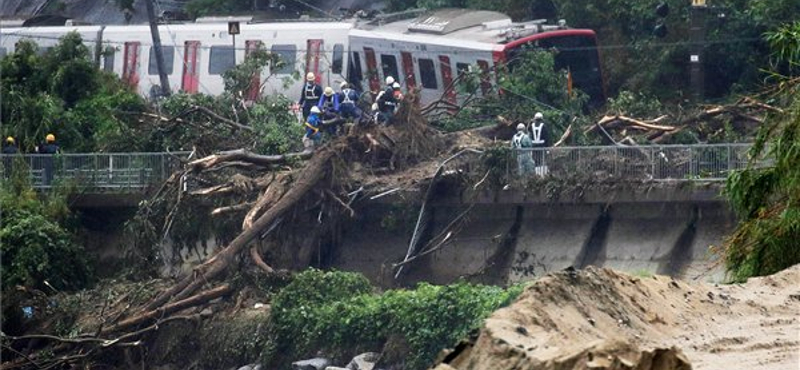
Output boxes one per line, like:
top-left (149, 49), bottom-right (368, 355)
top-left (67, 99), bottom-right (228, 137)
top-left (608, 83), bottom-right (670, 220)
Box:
top-left (103, 47), bottom-right (115, 72)
top-left (148, 46), bottom-right (175, 75)
top-left (418, 58), bottom-right (437, 89)
top-left (350, 52), bottom-right (363, 81)
top-left (380, 54), bottom-right (399, 82)
top-left (270, 44), bottom-right (296, 74)
top-left (332, 44), bottom-right (344, 74)
top-left (456, 63), bottom-right (470, 76)
top-left (209, 46), bottom-right (235, 75)
top-left (38, 47), bottom-right (52, 56)
top-left (0, 47), bottom-right (6, 58)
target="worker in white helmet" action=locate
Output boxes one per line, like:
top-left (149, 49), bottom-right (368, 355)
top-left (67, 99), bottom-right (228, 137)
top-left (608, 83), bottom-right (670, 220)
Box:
top-left (299, 72), bottom-right (322, 120)
top-left (512, 123), bottom-right (535, 175)
top-left (338, 81), bottom-right (361, 122)
top-left (303, 105), bottom-right (323, 150)
top-left (528, 112), bottom-right (549, 176)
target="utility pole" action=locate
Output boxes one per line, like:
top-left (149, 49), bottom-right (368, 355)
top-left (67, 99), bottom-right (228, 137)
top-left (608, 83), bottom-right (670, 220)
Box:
top-left (145, 0), bottom-right (171, 97)
top-left (689, 0), bottom-right (707, 102)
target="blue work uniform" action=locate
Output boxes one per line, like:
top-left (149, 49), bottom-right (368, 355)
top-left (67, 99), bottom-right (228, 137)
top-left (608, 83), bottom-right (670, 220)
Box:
top-left (304, 113), bottom-right (322, 144)
top-left (338, 87), bottom-right (361, 120)
top-left (299, 82), bottom-right (322, 119)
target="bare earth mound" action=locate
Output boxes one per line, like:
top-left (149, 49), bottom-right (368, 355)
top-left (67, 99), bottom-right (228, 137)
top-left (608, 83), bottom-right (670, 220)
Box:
top-left (433, 266), bottom-right (800, 370)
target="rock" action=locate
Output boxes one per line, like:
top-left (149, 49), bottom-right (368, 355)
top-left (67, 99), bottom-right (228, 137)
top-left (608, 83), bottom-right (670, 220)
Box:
top-left (325, 367), bottom-right (349, 370)
top-left (236, 366), bottom-right (253, 370)
top-left (346, 352), bottom-right (380, 370)
top-left (292, 358), bottom-right (331, 370)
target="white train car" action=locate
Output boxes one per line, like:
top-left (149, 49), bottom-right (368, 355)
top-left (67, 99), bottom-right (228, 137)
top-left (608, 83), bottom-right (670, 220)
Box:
top-left (0, 9), bottom-right (604, 106)
top-left (102, 21), bottom-right (353, 98)
top-left (348, 9), bottom-right (605, 107)
top-left (0, 25), bottom-right (105, 61)
top-left (1, 20), bottom-right (353, 101)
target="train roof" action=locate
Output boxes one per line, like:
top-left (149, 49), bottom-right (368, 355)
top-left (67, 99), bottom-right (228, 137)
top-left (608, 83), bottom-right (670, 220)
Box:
top-left (355, 8), bottom-right (581, 47)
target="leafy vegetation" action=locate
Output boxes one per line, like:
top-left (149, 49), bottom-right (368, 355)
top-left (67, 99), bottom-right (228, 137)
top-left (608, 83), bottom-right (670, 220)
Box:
top-left (1, 33), bottom-right (144, 152)
top-left (723, 22), bottom-right (800, 281)
top-left (0, 159), bottom-right (92, 291)
top-left (265, 269), bottom-right (523, 369)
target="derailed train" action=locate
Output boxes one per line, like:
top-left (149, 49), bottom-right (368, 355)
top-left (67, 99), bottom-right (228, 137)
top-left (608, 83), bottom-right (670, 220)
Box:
top-left (0, 9), bottom-right (605, 106)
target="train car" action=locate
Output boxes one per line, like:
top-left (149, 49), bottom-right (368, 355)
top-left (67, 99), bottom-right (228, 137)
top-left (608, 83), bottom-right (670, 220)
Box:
top-left (1, 9), bottom-right (605, 107)
top-left (349, 8), bottom-right (605, 107)
top-left (102, 20), bottom-right (353, 98)
top-left (0, 25), bottom-right (105, 62)
top-left (1, 20), bottom-right (353, 100)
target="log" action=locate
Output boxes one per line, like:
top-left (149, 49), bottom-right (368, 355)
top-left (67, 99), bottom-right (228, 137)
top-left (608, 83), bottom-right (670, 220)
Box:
top-left (104, 284), bottom-right (231, 334)
top-left (143, 149), bottom-right (334, 311)
top-left (189, 149), bottom-right (313, 171)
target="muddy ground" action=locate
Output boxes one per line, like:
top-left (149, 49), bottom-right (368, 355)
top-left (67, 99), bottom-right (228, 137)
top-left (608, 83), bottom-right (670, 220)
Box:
top-left (433, 265), bottom-right (800, 370)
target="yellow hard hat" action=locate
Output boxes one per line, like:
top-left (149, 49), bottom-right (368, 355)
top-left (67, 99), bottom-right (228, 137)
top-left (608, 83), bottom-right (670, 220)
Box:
top-left (324, 86), bottom-right (334, 96)
top-left (46, 134), bottom-right (55, 142)
top-left (306, 72), bottom-right (316, 82)
top-left (6, 136), bottom-right (14, 144)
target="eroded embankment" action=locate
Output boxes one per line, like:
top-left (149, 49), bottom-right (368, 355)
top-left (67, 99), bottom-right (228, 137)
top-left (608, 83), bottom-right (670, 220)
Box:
top-left (333, 201), bottom-right (734, 286)
top-left (432, 265), bottom-right (800, 370)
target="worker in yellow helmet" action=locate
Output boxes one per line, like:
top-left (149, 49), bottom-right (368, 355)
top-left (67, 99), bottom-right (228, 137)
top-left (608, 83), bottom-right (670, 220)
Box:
top-left (38, 133), bottom-right (59, 186)
top-left (2, 136), bottom-right (17, 154)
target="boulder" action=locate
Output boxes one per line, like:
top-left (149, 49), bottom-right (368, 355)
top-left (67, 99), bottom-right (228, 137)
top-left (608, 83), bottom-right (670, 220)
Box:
top-left (292, 358), bottom-right (331, 370)
top-left (346, 352), bottom-right (380, 370)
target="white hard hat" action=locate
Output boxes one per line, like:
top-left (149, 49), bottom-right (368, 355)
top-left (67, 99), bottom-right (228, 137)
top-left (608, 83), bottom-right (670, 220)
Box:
top-left (306, 72), bottom-right (316, 81)
top-left (517, 123), bottom-right (526, 131)
top-left (534, 112), bottom-right (544, 120)
top-left (392, 82), bottom-right (401, 89)
top-left (385, 76), bottom-right (395, 85)
top-left (310, 106), bottom-right (321, 114)
top-left (324, 86), bottom-right (334, 96)
top-left (340, 81), bottom-right (348, 89)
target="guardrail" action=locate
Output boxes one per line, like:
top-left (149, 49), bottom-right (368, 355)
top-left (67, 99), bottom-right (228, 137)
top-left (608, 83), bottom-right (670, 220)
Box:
top-left (0, 152), bottom-right (189, 192)
top-left (510, 143), bottom-right (759, 182)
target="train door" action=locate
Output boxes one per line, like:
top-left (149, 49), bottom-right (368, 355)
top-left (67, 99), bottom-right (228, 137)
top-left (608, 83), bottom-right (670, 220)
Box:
top-left (122, 42), bottom-right (140, 89)
top-left (182, 41), bottom-right (200, 94)
top-left (245, 40), bottom-right (262, 101)
top-left (439, 55), bottom-right (457, 104)
top-left (363, 47), bottom-right (380, 93)
top-left (306, 39), bottom-right (323, 83)
top-left (400, 51), bottom-right (416, 90)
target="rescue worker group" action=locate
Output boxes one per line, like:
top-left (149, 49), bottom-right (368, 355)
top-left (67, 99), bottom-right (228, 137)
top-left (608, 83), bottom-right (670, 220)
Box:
top-left (299, 72), bottom-right (404, 149)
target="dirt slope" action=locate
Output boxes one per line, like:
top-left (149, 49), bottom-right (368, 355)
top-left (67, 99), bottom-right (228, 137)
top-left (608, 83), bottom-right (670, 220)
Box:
top-left (433, 266), bottom-right (800, 370)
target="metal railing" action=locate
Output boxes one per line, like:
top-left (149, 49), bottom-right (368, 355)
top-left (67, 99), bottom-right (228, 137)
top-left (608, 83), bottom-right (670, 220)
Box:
top-left (509, 143), bottom-right (760, 182)
top-left (0, 152), bottom-right (189, 192)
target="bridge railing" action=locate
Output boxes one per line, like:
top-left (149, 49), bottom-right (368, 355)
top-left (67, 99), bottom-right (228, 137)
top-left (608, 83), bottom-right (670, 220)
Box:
top-left (510, 143), bottom-right (759, 181)
top-left (0, 152), bottom-right (190, 191)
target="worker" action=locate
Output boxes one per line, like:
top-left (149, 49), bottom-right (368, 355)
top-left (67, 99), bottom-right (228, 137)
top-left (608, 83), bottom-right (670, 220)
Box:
top-left (299, 72), bottom-right (322, 120)
top-left (2, 136), bottom-right (17, 178)
top-left (528, 112), bottom-right (549, 176)
top-left (2, 136), bottom-right (17, 154)
top-left (511, 123), bottom-right (535, 175)
top-left (318, 86), bottom-right (340, 118)
top-left (392, 82), bottom-right (404, 102)
top-left (338, 82), bottom-right (361, 122)
top-left (302, 106), bottom-right (322, 150)
top-left (384, 76), bottom-right (396, 97)
top-left (38, 134), bottom-right (59, 186)
top-left (376, 82), bottom-right (401, 124)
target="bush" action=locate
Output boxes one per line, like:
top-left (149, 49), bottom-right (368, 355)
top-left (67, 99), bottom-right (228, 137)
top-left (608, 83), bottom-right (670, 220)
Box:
top-left (0, 208), bottom-right (92, 291)
top-left (265, 269), bottom-right (523, 369)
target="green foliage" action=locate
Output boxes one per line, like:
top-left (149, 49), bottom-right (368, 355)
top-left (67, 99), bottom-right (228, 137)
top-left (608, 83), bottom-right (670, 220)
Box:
top-left (765, 21), bottom-right (800, 73)
top-left (606, 90), bottom-right (664, 118)
top-left (1, 33), bottom-right (144, 152)
top-left (266, 269), bottom-right (523, 370)
top-left (723, 80), bottom-right (800, 281)
top-left (0, 206), bottom-right (92, 292)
